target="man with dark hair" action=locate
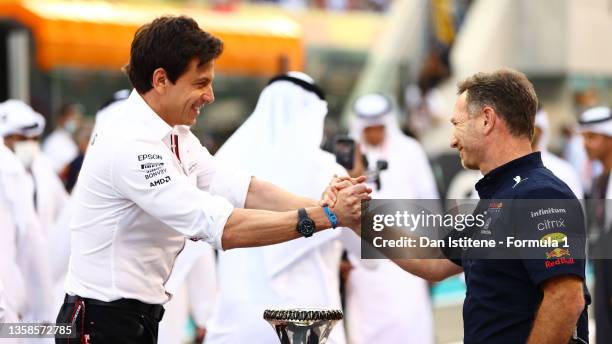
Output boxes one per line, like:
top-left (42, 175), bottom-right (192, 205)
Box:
top-left (374, 68), bottom-right (590, 343)
top-left (55, 16), bottom-right (370, 344)
top-left (124, 16), bottom-right (223, 95)
top-left (455, 68), bottom-right (538, 140)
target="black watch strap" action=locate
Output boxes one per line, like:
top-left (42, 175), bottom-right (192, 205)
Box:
top-left (298, 208), bottom-right (308, 221)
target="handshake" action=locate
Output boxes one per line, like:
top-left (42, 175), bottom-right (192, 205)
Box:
top-left (319, 175), bottom-right (372, 231)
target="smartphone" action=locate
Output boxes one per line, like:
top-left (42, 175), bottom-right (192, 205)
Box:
top-left (333, 136), bottom-right (355, 170)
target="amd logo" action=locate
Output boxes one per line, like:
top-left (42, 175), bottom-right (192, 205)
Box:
top-left (149, 176), bottom-right (171, 187)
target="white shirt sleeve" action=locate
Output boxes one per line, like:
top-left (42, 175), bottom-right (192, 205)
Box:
top-left (111, 141), bottom-right (234, 250)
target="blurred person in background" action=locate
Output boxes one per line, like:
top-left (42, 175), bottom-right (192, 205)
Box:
top-left (0, 101), bottom-right (55, 326)
top-left (0, 139), bottom-right (27, 327)
top-left (93, 89), bottom-right (131, 133)
top-left (531, 108), bottom-right (583, 199)
top-left (205, 72), bottom-right (364, 344)
top-left (63, 120), bottom-right (93, 193)
top-left (42, 103), bottom-right (82, 176)
top-left (561, 124), bottom-right (596, 194)
top-left (404, 49), bottom-right (450, 139)
top-left (345, 93), bottom-right (437, 344)
top-left (0, 280), bottom-right (17, 344)
top-left (50, 89), bottom-right (129, 194)
top-left (1, 101), bottom-right (69, 326)
top-left (564, 89), bottom-right (603, 194)
top-left (0, 100), bottom-right (69, 234)
top-left (579, 106), bottom-right (612, 344)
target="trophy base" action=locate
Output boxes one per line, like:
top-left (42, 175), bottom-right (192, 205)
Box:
top-left (263, 308), bottom-right (343, 344)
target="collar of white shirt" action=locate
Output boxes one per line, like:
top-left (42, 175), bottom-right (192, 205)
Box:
top-left (126, 90), bottom-right (173, 141)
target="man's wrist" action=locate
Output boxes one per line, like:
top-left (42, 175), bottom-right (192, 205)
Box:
top-left (303, 207), bottom-right (334, 231)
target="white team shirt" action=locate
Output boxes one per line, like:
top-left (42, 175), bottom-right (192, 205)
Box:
top-left (64, 90), bottom-right (250, 305)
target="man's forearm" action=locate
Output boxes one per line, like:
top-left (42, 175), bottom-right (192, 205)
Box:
top-left (221, 207), bottom-right (331, 250)
top-left (361, 223), bottom-right (462, 282)
top-left (244, 177), bottom-right (317, 211)
top-left (527, 276), bottom-right (585, 344)
top-left (528, 297), bottom-right (581, 343)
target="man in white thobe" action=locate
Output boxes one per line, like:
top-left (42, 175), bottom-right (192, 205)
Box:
top-left (533, 109), bottom-right (583, 198)
top-left (0, 101), bottom-right (55, 325)
top-left (0, 100), bottom-right (69, 231)
top-left (42, 104), bottom-right (81, 174)
top-left (205, 72), bottom-right (362, 344)
top-left (579, 106), bottom-right (612, 344)
top-left (346, 93), bottom-right (436, 344)
top-left (0, 100), bottom-right (69, 315)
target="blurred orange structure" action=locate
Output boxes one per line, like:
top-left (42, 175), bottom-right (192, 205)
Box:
top-left (0, 0), bottom-right (304, 76)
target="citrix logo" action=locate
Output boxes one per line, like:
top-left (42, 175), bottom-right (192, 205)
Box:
top-left (537, 218), bottom-right (566, 231)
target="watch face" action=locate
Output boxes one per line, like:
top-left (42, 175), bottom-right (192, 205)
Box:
top-left (299, 219), bottom-right (315, 237)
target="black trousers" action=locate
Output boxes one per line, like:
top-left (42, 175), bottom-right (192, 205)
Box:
top-left (55, 295), bottom-right (164, 344)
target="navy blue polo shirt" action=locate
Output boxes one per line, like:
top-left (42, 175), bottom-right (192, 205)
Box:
top-left (447, 152), bottom-right (591, 343)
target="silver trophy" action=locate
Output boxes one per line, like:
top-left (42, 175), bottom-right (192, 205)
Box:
top-left (263, 308), bottom-right (343, 344)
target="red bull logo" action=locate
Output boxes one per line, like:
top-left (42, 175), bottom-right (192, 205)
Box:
top-left (545, 248), bottom-right (570, 259)
top-left (545, 257), bottom-right (575, 269)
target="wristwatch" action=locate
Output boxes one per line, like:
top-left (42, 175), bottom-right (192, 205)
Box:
top-left (296, 208), bottom-right (315, 238)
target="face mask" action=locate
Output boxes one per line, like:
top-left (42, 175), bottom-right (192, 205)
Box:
top-left (14, 141), bottom-right (40, 169)
top-left (64, 120), bottom-right (78, 134)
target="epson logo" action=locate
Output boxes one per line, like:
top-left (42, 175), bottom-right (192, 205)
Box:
top-left (138, 154), bottom-right (162, 162)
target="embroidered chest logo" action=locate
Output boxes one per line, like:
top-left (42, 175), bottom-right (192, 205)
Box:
top-left (513, 176), bottom-right (528, 188)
